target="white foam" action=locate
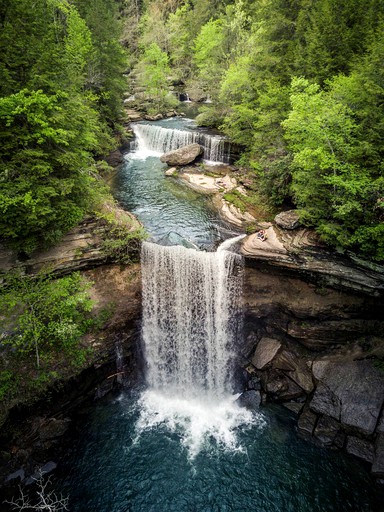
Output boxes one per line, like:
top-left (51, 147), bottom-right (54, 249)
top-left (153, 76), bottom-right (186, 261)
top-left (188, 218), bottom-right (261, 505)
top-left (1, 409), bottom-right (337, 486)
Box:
top-left (136, 389), bottom-right (263, 458)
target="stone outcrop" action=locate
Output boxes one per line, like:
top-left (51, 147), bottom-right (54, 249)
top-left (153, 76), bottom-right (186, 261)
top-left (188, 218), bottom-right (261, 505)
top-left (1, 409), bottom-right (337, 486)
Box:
top-left (310, 361), bottom-right (384, 436)
top-left (241, 216), bottom-right (384, 481)
top-left (0, 203), bottom-right (142, 278)
top-left (160, 143), bottom-right (203, 166)
top-left (242, 226), bottom-right (384, 297)
top-left (275, 210), bottom-right (301, 230)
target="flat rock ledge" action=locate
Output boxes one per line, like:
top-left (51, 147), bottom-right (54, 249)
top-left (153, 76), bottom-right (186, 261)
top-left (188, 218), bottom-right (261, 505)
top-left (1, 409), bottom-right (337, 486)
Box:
top-left (0, 203), bottom-right (142, 278)
top-left (241, 226), bottom-right (384, 297)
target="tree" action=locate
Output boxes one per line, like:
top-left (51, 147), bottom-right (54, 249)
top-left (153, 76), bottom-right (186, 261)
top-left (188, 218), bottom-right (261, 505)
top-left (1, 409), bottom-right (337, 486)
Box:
top-left (283, 77), bottom-right (383, 259)
top-left (4, 472), bottom-right (69, 511)
top-left (0, 271), bottom-right (94, 369)
top-left (137, 42), bottom-right (175, 111)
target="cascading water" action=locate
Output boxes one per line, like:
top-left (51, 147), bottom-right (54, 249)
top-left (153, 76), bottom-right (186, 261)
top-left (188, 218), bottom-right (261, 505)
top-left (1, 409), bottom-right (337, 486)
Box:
top-left (132, 120), bottom-right (231, 164)
top-left (137, 239), bottom-right (259, 456)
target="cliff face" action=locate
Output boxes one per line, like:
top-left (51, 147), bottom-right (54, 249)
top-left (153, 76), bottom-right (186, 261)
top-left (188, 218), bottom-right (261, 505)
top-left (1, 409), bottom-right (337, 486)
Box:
top-left (240, 226), bottom-right (384, 482)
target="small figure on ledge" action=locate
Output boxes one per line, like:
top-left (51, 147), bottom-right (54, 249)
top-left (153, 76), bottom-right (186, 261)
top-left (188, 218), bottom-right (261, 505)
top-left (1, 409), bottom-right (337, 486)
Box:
top-left (256, 229), bottom-right (268, 242)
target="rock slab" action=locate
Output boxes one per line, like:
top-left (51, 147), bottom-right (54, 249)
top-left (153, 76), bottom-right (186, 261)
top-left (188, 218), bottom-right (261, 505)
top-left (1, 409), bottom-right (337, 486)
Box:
top-left (275, 210), bottom-right (301, 230)
top-left (252, 338), bottom-right (282, 369)
top-left (310, 360), bottom-right (384, 435)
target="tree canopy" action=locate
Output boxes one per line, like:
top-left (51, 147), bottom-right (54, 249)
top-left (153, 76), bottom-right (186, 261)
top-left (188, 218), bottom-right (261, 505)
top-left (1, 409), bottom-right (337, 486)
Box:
top-left (131, 0), bottom-right (384, 260)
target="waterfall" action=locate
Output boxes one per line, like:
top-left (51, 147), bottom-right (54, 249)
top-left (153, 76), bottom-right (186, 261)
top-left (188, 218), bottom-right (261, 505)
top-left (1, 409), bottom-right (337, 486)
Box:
top-left (137, 241), bottom-right (258, 456)
top-left (131, 122), bottom-right (231, 164)
top-left (141, 241), bottom-right (243, 399)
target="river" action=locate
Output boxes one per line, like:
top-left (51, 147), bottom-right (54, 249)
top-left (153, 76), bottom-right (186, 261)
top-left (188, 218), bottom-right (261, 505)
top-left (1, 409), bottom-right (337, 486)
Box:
top-left (56, 116), bottom-right (380, 511)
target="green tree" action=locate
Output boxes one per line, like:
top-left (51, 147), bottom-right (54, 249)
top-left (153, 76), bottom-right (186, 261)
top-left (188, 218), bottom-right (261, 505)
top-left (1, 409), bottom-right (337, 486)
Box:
top-left (137, 42), bottom-right (175, 111)
top-left (283, 77), bottom-right (383, 259)
top-left (0, 271), bottom-right (94, 369)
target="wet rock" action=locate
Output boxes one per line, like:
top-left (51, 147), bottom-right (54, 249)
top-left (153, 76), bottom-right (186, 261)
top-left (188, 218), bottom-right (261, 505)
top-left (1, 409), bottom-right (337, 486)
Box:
top-left (246, 374), bottom-right (261, 391)
top-left (95, 378), bottom-right (114, 400)
top-left (251, 338), bottom-right (282, 370)
top-left (275, 210), bottom-right (301, 230)
top-left (262, 370), bottom-right (305, 401)
top-left (310, 361), bottom-right (384, 435)
top-left (103, 149), bottom-right (123, 168)
top-left (372, 435), bottom-right (384, 478)
top-left (160, 143), bottom-right (203, 166)
top-left (314, 416), bottom-right (340, 446)
top-left (6, 469), bottom-right (25, 482)
top-left (237, 390), bottom-right (261, 409)
top-left (346, 436), bottom-right (375, 463)
top-left (273, 350), bottom-right (314, 393)
top-left (298, 409), bottom-right (318, 436)
top-left (333, 431), bottom-right (346, 450)
top-left (283, 402), bottom-right (304, 415)
top-left (241, 331), bottom-right (260, 359)
top-left (39, 418), bottom-right (71, 441)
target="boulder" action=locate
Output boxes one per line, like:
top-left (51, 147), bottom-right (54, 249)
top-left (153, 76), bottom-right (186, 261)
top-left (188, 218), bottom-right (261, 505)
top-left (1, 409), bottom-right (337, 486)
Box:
top-left (298, 409), bottom-right (318, 436)
top-left (372, 434), bottom-right (384, 478)
top-left (237, 390), bottom-right (261, 409)
top-left (165, 167), bottom-right (177, 176)
top-left (309, 361), bottom-right (384, 435)
top-left (38, 418), bottom-right (71, 441)
top-left (275, 210), bottom-right (301, 230)
top-left (273, 350), bottom-right (314, 393)
top-left (262, 370), bottom-right (305, 401)
top-left (283, 402), bottom-right (304, 415)
top-left (160, 144), bottom-right (203, 166)
top-left (252, 337), bottom-right (282, 370)
top-left (346, 436), bottom-right (375, 463)
top-left (314, 415), bottom-right (340, 446)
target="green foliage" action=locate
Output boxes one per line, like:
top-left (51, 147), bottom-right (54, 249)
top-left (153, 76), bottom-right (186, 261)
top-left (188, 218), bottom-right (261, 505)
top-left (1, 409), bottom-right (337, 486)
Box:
top-left (137, 42), bottom-right (177, 112)
top-left (0, 0), bottom-right (127, 253)
top-left (0, 271), bottom-right (95, 369)
top-left (101, 224), bottom-right (147, 263)
top-left (283, 75), bottom-right (383, 260)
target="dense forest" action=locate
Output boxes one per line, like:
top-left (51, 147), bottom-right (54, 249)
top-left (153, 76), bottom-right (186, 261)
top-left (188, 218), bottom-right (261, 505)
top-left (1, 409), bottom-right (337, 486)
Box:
top-left (128, 0), bottom-right (384, 261)
top-left (0, 0), bottom-right (383, 259)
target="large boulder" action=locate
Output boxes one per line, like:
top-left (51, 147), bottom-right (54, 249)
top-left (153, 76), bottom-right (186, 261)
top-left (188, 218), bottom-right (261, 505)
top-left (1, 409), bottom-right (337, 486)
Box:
top-left (275, 210), bottom-right (301, 230)
top-left (251, 337), bottom-right (282, 370)
top-left (160, 143), bottom-right (203, 166)
top-left (309, 360), bottom-right (384, 435)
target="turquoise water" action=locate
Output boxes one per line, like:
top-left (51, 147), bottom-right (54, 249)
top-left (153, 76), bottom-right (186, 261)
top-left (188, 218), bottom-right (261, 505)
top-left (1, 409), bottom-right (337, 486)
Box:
top-left (59, 391), bottom-right (379, 512)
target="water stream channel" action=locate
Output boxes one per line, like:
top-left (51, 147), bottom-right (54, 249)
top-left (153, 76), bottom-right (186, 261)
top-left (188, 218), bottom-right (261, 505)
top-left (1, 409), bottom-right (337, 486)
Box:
top-left (57, 116), bottom-right (380, 511)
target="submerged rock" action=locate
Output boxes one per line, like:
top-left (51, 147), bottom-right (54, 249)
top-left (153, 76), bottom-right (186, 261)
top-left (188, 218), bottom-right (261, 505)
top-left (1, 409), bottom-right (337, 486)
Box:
top-left (160, 143), bottom-right (203, 166)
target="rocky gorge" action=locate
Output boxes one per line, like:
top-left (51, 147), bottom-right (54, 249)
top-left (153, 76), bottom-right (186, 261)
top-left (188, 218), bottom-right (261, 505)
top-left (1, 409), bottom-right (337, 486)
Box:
top-left (1, 116), bottom-right (384, 506)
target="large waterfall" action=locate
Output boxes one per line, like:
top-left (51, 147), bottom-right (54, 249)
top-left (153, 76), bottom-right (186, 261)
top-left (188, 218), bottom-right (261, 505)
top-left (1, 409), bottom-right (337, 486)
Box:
top-left (137, 240), bottom-right (257, 456)
top-left (132, 121), bottom-right (231, 164)
top-left (141, 241), bottom-right (242, 398)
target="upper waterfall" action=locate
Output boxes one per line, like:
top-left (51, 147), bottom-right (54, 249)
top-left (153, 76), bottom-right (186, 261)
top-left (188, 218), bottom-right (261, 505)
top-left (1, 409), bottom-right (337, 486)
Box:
top-left (131, 120), bottom-right (231, 164)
